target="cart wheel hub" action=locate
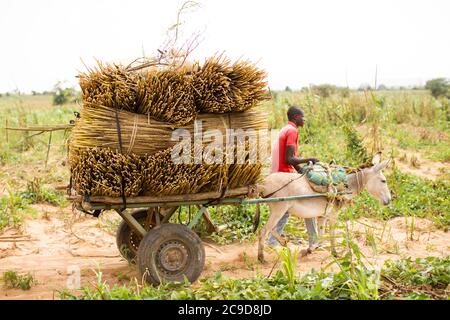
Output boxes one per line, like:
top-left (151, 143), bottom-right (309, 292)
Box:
top-left (158, 241), bottom-right (188, 273)
top-left (129, 232), bottom-right (143, 251)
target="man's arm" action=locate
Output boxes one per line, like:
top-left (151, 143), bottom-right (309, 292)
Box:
top-left (285, 145), bottom-right (319, 171)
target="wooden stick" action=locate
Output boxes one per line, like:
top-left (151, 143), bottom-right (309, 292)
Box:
top-left (2, 124), bottom-right (73, 132)
top-left (0, 235), bottom-right (30, 240)
top-left (45, 131), bottom-right (53, 168)
top-left (79, 185), bottom-right (260, 205)
top-left (200, 206), bottom-right (219, 234)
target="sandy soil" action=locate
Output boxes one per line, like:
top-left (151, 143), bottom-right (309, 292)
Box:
top-left (0, 205), bottom-right (448, 300)
top-left (395, 150), bottom-right (448, 180)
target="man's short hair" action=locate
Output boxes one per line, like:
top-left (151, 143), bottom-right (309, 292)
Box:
top-left (287, 106), bottom-right (304, 120)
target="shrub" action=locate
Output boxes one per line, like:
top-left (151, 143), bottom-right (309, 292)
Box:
top-left (425, 78), bottom-right (449, 98)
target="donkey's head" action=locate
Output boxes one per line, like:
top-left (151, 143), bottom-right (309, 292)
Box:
top-left (364, 153), bottom-right (392, 205)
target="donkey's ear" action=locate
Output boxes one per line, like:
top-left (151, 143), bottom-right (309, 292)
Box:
top-left (373, 159), bottom-right (390, 172)
top-left (371, 152), bottom-right (382, 165)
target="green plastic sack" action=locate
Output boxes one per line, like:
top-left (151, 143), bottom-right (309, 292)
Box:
top-left (302, 165), bottom-right (348, 187)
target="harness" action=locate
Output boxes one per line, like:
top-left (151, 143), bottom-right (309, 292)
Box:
top-left (262, 172), bottom-right (306, 199)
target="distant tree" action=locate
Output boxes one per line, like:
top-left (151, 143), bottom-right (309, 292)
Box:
top-left (377, 84), bottom-right (388, 91)
top-left (300, 87), bottom-right (309, 93)
top-left (311, 84), bottom-right (337, 98)
top-left (358, 83), bottom-right (372, 91)
top-left (284, 86), bottom-right (292, 92)
top-left (425, 78), bottom-right (449, 98)
top-left (53, 81), bottom-right (75, 105)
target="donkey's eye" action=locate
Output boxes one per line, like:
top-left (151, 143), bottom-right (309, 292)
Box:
top-left (381, 180), bottom-right (386, 183)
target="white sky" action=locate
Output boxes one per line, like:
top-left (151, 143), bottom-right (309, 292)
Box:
top-left (0, 0), bottom-right (449, 93)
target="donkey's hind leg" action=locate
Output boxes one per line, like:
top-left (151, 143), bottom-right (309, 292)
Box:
top-left (258, 203), bottom-right (287, 263)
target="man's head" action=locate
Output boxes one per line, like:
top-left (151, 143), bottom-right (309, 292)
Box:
top-left (287, 106), bottom-right (305, 127)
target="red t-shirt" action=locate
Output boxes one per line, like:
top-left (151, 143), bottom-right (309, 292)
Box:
top-left (271, 121), bottom-right (298, 173)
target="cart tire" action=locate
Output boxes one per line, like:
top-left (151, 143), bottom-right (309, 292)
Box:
top-left (137, 223), bottom-right (205, 285)
top-left (116, 209), bottom-right (153, 264)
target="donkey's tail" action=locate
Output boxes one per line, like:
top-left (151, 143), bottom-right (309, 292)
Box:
top-left (252, 203), bottom-right (261, 233)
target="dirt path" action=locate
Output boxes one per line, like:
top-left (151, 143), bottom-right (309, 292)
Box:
top-left (0, 205), bottom-right (448, 300)
top-left (395, 149), bottom-right (448, 180)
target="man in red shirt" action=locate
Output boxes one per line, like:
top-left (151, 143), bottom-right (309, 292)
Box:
top-left (267, 106), bottom-right (320, 250)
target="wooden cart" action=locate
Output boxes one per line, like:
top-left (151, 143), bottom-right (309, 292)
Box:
top-left (69, 186), bottom-right (332, 285)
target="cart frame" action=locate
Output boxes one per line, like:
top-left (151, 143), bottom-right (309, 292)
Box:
top-left (69, 186), bottom-right (347, 285)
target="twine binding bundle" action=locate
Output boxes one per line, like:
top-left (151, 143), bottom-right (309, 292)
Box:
top-left (69, 103), bottom-right (269, 161)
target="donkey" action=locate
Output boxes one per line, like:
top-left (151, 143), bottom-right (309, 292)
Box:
top-left (257, 153), bottom-right (391, 263)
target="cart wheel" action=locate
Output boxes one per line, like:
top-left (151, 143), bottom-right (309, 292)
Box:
top-left (137, 223), bottom-right (205, 285)
top-left (116, 209), bottom-right (161, 264)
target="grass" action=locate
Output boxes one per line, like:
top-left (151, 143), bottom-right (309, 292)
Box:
top-left (0, 188), bottom-right (36, 231)
top-left (58, 248), bottom-right (449, 300)
top-left (2, 271), bottom-right (35, 290)
top-left (0, 94), bottom-right (77, 165)
top-left (20, 177), bottom-right (67, 207)
top-left (380, 257), bottom-right (450, 299)
top-left (262, 89), bottom-right (449, 164)
top-left (0, 177), bottom-right (66, 231)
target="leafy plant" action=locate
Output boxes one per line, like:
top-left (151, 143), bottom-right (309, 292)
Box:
top-left (19, 177), bottom-right (67, 206)
top-left (279, 247), bottom-right (298, 291)
top-left (380, 257), bottom-right (450, 299)
top-left (2, 271), bottom-right (35, 290)
top-left (0, 187), bottom-right (35, 231)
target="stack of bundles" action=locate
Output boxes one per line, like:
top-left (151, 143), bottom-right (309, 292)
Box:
top-left (71, 55), bottom-right (270, 198)
top-left (79, 64), bottom-right (196, 125)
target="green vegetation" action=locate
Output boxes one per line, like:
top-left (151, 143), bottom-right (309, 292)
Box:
top-left (59, 249), bottom-right (449, 300)
top-left (381, 257), bottom-right (449, 299)
top-left (262, 89), bottom-right (448, 164)
top-left (0, 188), bottom-right (36, 231)
top-left (0, 94), bottom-right (77, 165)
top-left (52, 82), bottom-right (79, 106)
top-left (20, 177), bottom-right (67, 206)
top-left (425, 78), bottom-right (449, 99)
top-left (2, 271), bottom-right (35, 290)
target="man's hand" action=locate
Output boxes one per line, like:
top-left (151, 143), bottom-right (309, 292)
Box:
top-left (307, 158), bottom-right (320, 164)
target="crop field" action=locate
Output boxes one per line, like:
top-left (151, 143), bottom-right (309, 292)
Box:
top-left (0, 90), bottom-right (448, 300)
